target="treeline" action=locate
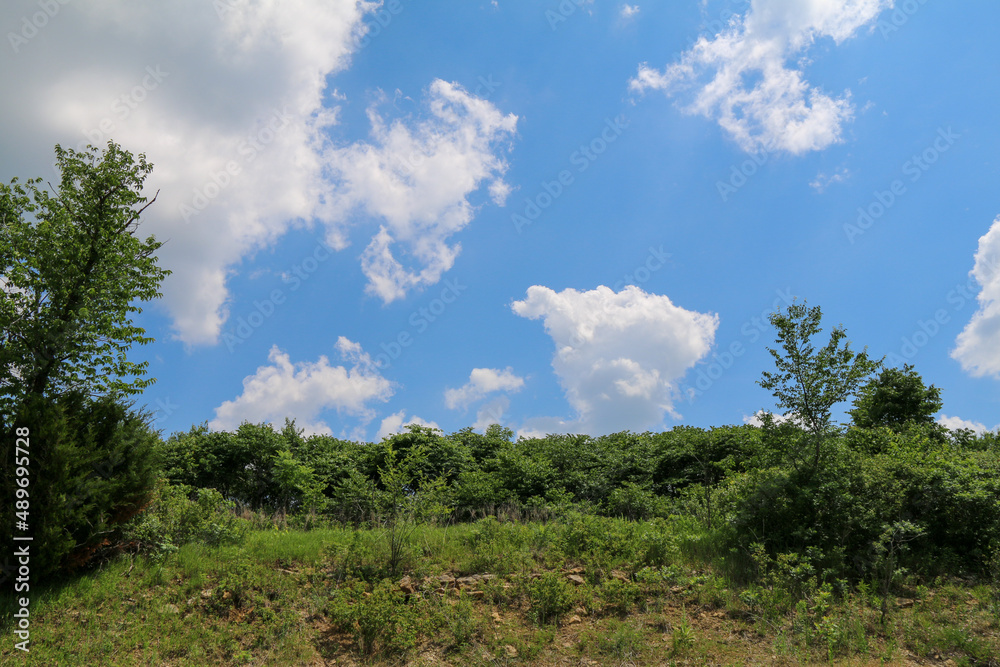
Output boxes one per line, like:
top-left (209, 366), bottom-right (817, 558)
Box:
top-left (155, 421), bottom-right (762, 521)
top-left (153, 413), bottom-right (1000, 584)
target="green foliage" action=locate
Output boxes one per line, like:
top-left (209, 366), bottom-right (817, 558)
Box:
top-left (271, 446), bottom-right (324, 514)
top-left (525, 571), bottom-right (575, 626)
top-left (850, 364), bottom-right (943, 431)
top-left (600, 578), bottom-right (642, 615)
top-left (1, 391), bottom-right (160, 577)
top-left (602, 481), bottom-right (671, 520)
top-left (463, 517), bottom-right (531, 574)
top-left (373, 441), bottom-right (453, 576)
top-left (0, 142), bottom-right (169, 415)
top-left (158, 420), bottom-right (352, 515)
top-left (717, 431), bottom-right (1000, 584)
top-left (589, 619), bottom-right (644, 658)
top-left (327, 579), bottom-right (421, 657)
top-left (758, 301), bottom-right (881, 471)
top-left (122, 479), bottom-right (248, 558)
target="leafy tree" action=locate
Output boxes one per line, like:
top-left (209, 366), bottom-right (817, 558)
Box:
top-left (758, 302), bottom-right (881, 471)
top-left (0, 142), bottom-right (168, 420)
top-left (1, 142), bottom-right (167, 576)
top-left (849, 364), bottom-right (942, 431)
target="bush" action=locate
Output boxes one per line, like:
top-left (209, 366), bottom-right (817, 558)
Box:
top-left (1, 391), bottom-right (160, 577)
top-left (525, 572), bottom-right (575, 626)
top-left (602, 482), bottom-right (670, 521)
top-left (122, 479), bottom-right (248, 558)
top-left (717, 432), bottom-right (1000, 583)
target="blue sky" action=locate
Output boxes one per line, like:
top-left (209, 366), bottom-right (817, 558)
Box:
top-left (2, 0), bottom-right (999, 440)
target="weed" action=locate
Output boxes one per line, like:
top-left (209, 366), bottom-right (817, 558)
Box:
top-left (525, 572), bottom-right (575, 626)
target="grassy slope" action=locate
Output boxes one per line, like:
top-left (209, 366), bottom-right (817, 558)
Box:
top-left (2, 519), bottom-right (999, 666)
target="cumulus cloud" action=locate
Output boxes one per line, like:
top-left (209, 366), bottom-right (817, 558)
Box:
top-left (629, 0), bottom-right (891, 154)
top-left (325, 80), bottom-right (518, 303)
top-left (511, 285), bottom-right (718, 435)
top-left (938, 415), bottom-right (998, 436)
top-left (0, 1), bottom-right (516, 343)
top-left (376, 410), bottom-right (441, 440)
top-left (444, 367), bottom-right (525, 410)
top-left (952, 217), bottom-right (1000, 378)
top-left (210, 337), bottom-right (393, 436)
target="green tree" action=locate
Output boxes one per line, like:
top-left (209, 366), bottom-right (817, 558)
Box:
top-left (1, 142), bottom-right (167, 577)
top-left (849, 364), bottom-right (942, 431)
top-left (0, 142), bottom-right (169, 419)
top-left (758, 302), bottom-right (881, 471)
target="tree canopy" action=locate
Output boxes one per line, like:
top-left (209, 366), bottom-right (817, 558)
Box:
top-left (758, 302), bottom-right (882, 469)
top-left (849, 363), bottom-right (943, 431)
top-left (0, 142), bottom-right (168, 420)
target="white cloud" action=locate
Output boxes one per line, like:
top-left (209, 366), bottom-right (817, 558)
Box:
top-left (511, 285), bottom-right (718, 435)
top-left (743, 410), bottom-right (802, 427)
top-left (809, 166), bottom-right (851, 192)
top-left (938, 415), bottom-right (998, 435)
top-left (952, 217), bottom-right (1000, 378)
top-left (473, 396), bottom-right (512, 431)
top-left (444, 367), bottom-right (525, 410)
top-left (0, 1), bottom-right (516, 344)
top-left (629, 0), bottom-right (891, 154)
top-left (210, 337), bottom-right (394, 436)
top-left (620, 4), bottom-right (640, 20)
top-left (325, 80), bottom-right (518, 303)
top-left (377, 410), bottom-right (441, 440)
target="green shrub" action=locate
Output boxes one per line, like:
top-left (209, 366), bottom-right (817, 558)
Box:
top-left (525, 572), bottom-right (575, 626)
top-left (123, 479), bottom-right (248, 558)
top-left (328, 579), bottom-right (420, 657)
top-left (1, 392), bottom-right (160, 577)
top-left (463, 517), bottom-right (529, 574)
top-left (600, 578), bottom-right (641, 616)
top-left (602, 482), bottom-right (670, 520)
top-left (717, 433), bottom-right (1000, 584)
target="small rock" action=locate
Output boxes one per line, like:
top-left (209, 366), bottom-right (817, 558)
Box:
top-left (161, 603), bottom-right (180, 615)
top-left (468, 590), bottom-right (485, 599)
top-left (566, 574), bottom-right (586, 586)
top-left (200, 589), bottom-right (213, 600)
top-left (399, 576), bottom-right (416, 595)
top-left (568, 615), bottom-right (582, 625)
top-left (504, 645), bottom-right (518, 658)
top-left (610, 570), bottom-right (630, 583)
top-left (491, 611), bottom-right (503, 623)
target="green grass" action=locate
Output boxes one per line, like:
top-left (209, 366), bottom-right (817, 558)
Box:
top-left (2, 515), bottom-right (999, 665)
